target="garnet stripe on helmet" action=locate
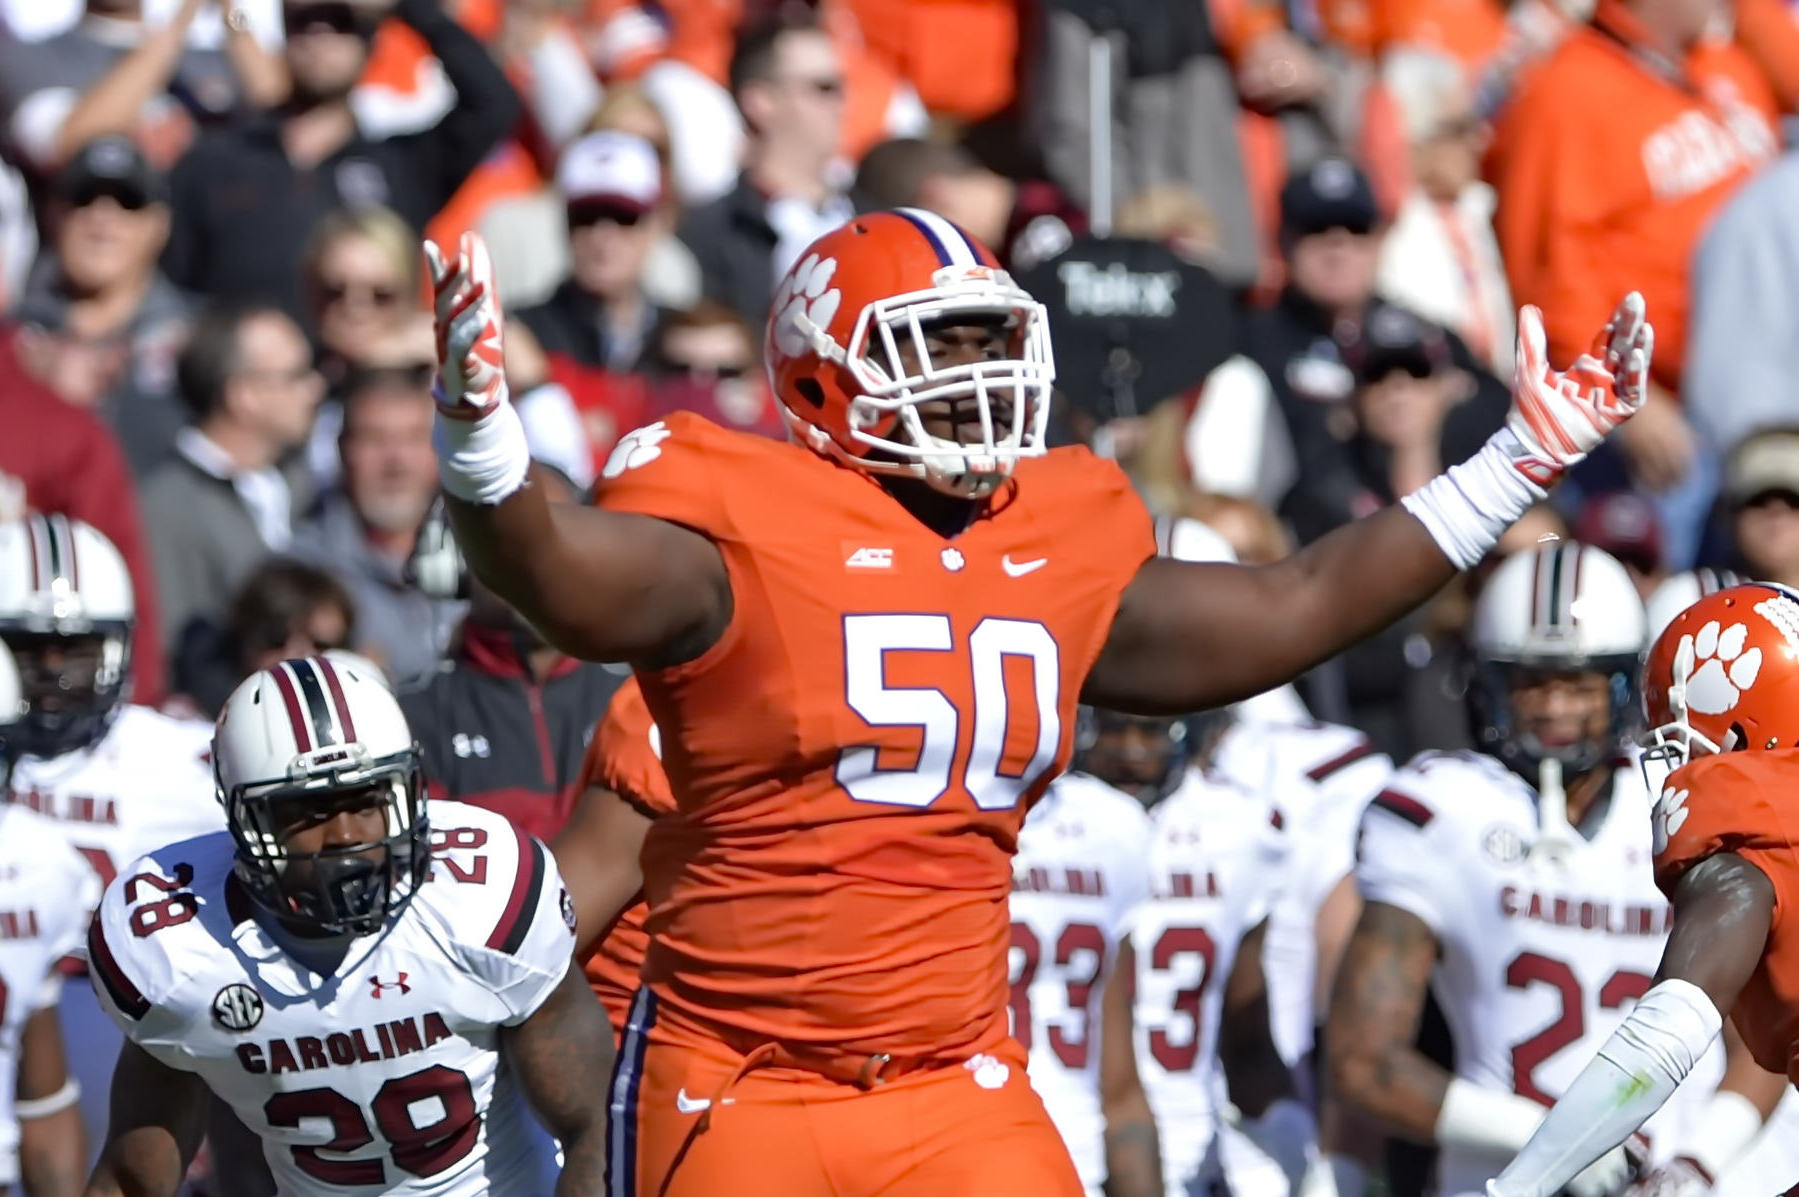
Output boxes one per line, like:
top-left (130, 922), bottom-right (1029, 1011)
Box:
top-left (268, 662), bottom-right (314, 753)
top-left (1306, 740), bottom-right (1377, 783)
top-left (288, 658), bottom-right (341, 748)
top-left (487, 826), bottom-right (547, 955)
top-left (1372, 788), bottom-right (1434, 828)
top-left (316, 655), bottom-right (359, 743)
top-left (88, 918), bottom-right (149, 1020)
top-left (24, 514), bottom-right (45, 594)
top-left (52, 513), bottom-right (78, 592)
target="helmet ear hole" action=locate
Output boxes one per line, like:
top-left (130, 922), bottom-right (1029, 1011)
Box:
top-left (794, 378), bottom-right (825, 408)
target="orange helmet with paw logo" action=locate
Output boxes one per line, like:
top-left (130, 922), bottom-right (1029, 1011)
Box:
top-left (765, 208), bottom-right (1054, 499)
top-left (1643, 583), bottom-right (1799, 767)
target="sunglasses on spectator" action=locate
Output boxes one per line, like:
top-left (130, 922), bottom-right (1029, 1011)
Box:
top-left (784, 75), bottom-right (845, 98)
top-left (567, 201), bottom-right (645, 229)
top-left (283, 2), bottom-right (375, 39)
top-left (319, 278), bottom-right (402, 307)
top-left (659, 358), bottom-right (750, 381)
top-left (67, 183), bottom-right (154, 211)
top-left (347, 362), bottom-right (436, 390)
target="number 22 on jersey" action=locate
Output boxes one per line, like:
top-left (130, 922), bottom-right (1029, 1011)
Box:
top-left (836, 614), bottom-right (1061, 811)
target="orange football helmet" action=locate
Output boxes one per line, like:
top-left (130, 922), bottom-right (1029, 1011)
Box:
top-left (765, 208), bottom-right (1053, 498)
top-left (1642, 582), bottom-right (1799, 766)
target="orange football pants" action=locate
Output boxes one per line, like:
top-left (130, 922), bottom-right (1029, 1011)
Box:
top-left (605, 990), bottom-right (1086, 1197)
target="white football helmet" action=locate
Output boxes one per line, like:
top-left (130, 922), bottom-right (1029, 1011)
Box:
top-left (1644, 567), bottom-right (1746, 643)
top-left (0, 513), bottom-right (134, 758)
top-left (0, 642), bottom-right (21, 783)
top-left (1469, 541), bottom-right (1647, 776)
top-left (213, 654), bottom-right (427, 936)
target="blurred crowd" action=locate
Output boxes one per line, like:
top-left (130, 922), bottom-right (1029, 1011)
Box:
top-left (9, 0), bottom-right (1799, 763)
top-left (6, 0), bottom-right (1799, 1191)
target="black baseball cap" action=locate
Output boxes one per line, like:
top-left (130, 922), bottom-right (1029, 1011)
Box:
top-left (1280, 157), bottom-right (1379, 238)
top-left (59, 136), bottom-right (166, 208)
top-left (1348, 302), bottom-right (1450, 384)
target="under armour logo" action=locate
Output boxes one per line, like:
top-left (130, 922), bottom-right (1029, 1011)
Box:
top-left (369, 973), bottom-right (410, 998)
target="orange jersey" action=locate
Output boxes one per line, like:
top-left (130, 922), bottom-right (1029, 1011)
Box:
top-left (1491, 0), bottom-right (1777, 390)
top-left (593, 412), bottom-right (1154, 1062)
top-left (578, 680), bottom-right (673, 1030)
top-left (1654, 750), bottom-right (1799, 1078)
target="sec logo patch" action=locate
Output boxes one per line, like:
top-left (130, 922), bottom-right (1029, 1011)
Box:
top-left (212, 983), bottom-right (263, 1032)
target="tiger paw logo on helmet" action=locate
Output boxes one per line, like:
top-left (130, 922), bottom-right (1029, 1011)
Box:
top-left (1681, 620), bottom-right (1762, 715)
top-left (771, 253), bottom-right (841, 360)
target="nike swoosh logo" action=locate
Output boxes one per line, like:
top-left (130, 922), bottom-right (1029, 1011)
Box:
top-left (675, 1089), bottom-right (734, 1114)
top-left (1002, 555), bottom-right (1048, 577)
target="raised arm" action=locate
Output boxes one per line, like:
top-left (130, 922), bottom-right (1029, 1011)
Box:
top-left (1096, 938), bottom-right (1159, 1197)
top-left (1087, 295), bottom-right (1651, 713)
top-left (1486, 853), bottom-right (1775, 1197)
top-left (16, 1006), bottom-right (82, 1197)
top-left (501, 967), bottom-right (616, 1197)
top-left (427, 234), bottom-right (730, 666)
top-left (82, 1041), bottom-right (209, 1197)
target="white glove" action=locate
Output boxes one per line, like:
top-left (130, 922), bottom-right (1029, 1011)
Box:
top-left (1622, 1157), bottom-right (1713, 1197)
top-left (1561, 1141), bottom-right (1641, 1197)
top-left (424, 231), bottom-right (509, 419)
top-left (1505, 292), bottom-right (1652, 488)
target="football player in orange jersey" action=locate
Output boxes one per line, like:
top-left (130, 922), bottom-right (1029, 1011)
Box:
top-left (424, 209), bottom-right (1650, 1196)
top-left (1487, 583), bottom-right (1799, 1197)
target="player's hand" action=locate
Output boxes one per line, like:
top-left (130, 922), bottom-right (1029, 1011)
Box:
top-left (424, 231), bottom-right (508, 420)
top-left (1621, 1158), bottom-right (1713, 1197)
top-left (1506, 292), bottom-right (1652, 487)
top-left (1561, 1133), bottom-right (1651, 1197)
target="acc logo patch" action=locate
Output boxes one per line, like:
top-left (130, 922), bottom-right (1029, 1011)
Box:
top-left (211, 983), bottom-right (264, 1032)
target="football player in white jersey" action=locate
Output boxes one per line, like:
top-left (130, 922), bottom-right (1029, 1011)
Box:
top-left (1327, 543), bottom-right (1776, 1197)
top-left (0, 514), bottom-right (224, 1157)
top-left (0, 641), bottom-right (101, 1194)
top-left (81, 655), bottom-right (612, 1196)
top-left (1128, 706), bottom-right (1317, 1196)
top-left (1009, 708), bottom-right (1162, 1197)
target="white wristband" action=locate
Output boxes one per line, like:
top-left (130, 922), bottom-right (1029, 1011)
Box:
top-left (433, 401), bottom-right (530, 506)
top-left (1435, 1078), bottom-right (1548, 1155)
top-left (15, 1077), bottom-right (78, 1119)
top-left (1679, 1089), bottom-right (1764, 1182)
top-left (1400, 428), bottom-right (1548, 570)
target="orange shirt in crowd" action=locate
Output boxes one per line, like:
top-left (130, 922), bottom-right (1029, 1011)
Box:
top-left (577, 679), bottom-right (672, 1035)
top-left (1490, 0), bottom-right (1776, 392)
top-left (1736, 0), bottom-right (1799, 113)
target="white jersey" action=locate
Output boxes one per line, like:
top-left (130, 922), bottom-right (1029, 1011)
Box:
top-left (1356, 751), bottom-right (1722, 1197)
top-left (1009, 772), bottom-right (1152, 1196)
top-left (1131, 766), bottom-right (1287, 1194)
top-left (89, 801), bottom-right (575, 1196)
top-left (8, 704), bottom-right (222, 897)
top-left (0, 808), bottom-right (96, 1183)
top-left (1212, 718), bottom-right (1390, 1069)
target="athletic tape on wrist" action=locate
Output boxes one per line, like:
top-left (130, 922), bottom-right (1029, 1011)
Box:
top-left (1400, 429), bottom-right (1549, 570)
top-left (433, 400), bottom-right (529, 506)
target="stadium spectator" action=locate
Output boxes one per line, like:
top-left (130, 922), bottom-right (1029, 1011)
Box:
top-left (645, 300), bottom-right (783, 439)
top-left (290, 353), bottom-right (458, 685)
top-left (679, 14), bottom-right (858, 331)
top-left (400, 467), bottom-right (625, 842)
top-left (162, 0), bottom-right (520, 314)
top-left (1490, 0), bottom-right (1777, 564)
top-left (854, 137), bottom-right (1082, 273)
top-left (171, 555), bottom-right (354, 716)
top-left (0, 0), bottom-right (256, 175)
top-left (141, 302), bottom-right (321, 656)
top-left (1375, 49), bottom-right (1512, 377)
top-left (1572, 490), bottom-right (1668, 601)
top-left (519, 131), bottom-right (673, 375)
top-left (0, 352), bottom-right (166, 703)
top-left (11, 136), bottom-right (190, 475)
top-left (298, 203), bottom-right (423, 485)
top-left (1686, 150), bottom-right (1799, 461)
top-left (1725, 429), bottom-right (1799, 590)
